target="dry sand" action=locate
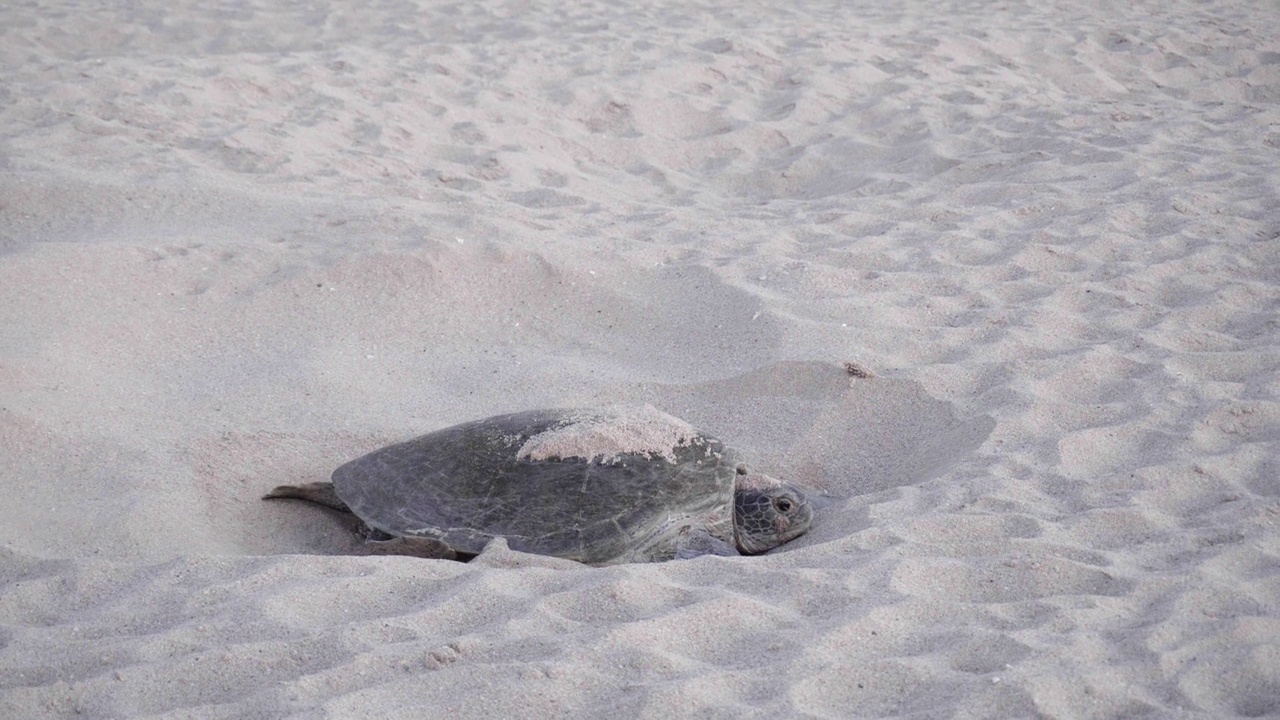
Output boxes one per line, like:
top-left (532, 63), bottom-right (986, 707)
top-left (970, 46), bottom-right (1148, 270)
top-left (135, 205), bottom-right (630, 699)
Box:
top-left (2, 0), bottom-right (1278, 717)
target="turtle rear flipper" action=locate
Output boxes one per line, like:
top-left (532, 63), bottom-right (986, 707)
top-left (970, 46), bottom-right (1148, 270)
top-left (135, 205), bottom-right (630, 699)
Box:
top-left (263, 482), bottom-right (352, 513)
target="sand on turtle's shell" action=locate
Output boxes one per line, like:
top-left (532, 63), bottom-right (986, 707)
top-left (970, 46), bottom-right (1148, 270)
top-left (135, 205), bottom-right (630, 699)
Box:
top-left (516, 404), bottom-right (703, 464)
top-left (732, 469), bottom-right (785, 492)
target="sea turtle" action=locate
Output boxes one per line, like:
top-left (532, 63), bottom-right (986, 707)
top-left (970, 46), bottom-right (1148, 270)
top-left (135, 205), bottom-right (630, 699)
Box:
top-left (264, 404), bottom-right (815, 565)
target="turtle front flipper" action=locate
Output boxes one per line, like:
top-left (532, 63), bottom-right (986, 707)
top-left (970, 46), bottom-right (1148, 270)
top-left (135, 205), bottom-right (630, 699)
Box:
top-left (366, 536), bottom-right (457, 560)
top-left (263, 482), bottom-right (352, 513)
top-left (674, 526), bottom-right (740, 560)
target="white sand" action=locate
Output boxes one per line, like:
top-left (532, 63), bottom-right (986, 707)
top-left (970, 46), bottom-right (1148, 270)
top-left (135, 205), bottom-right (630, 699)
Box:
top-left (515, 405), bottom-right (701, 464)
top-left (2, 0), bottom-right (1278, 716)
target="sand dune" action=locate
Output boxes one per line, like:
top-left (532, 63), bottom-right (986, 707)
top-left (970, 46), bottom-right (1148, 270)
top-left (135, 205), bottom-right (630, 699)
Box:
top-left (2, 0), bottom-right (1278, 717)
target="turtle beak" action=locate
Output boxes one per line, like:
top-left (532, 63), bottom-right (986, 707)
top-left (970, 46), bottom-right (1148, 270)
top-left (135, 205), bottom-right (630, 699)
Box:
top-left (777, 492), bottom-right (816, 544)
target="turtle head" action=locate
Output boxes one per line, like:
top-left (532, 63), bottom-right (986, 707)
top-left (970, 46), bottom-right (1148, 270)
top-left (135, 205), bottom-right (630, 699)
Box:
top-left (732, 465), bottom-right (815, 554)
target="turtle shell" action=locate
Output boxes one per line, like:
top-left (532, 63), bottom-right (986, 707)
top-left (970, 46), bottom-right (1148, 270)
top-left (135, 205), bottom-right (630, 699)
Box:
top-left (331, 405), bottom-right (740, 565)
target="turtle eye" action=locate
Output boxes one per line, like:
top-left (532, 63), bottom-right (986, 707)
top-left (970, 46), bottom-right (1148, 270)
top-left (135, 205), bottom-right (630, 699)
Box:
top-left (774, 497), bottom-right (794, 513)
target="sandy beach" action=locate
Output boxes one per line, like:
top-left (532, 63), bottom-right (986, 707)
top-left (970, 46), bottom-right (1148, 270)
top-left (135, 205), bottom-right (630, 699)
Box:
top-left (2, 0), bottom-right (1278, 717)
